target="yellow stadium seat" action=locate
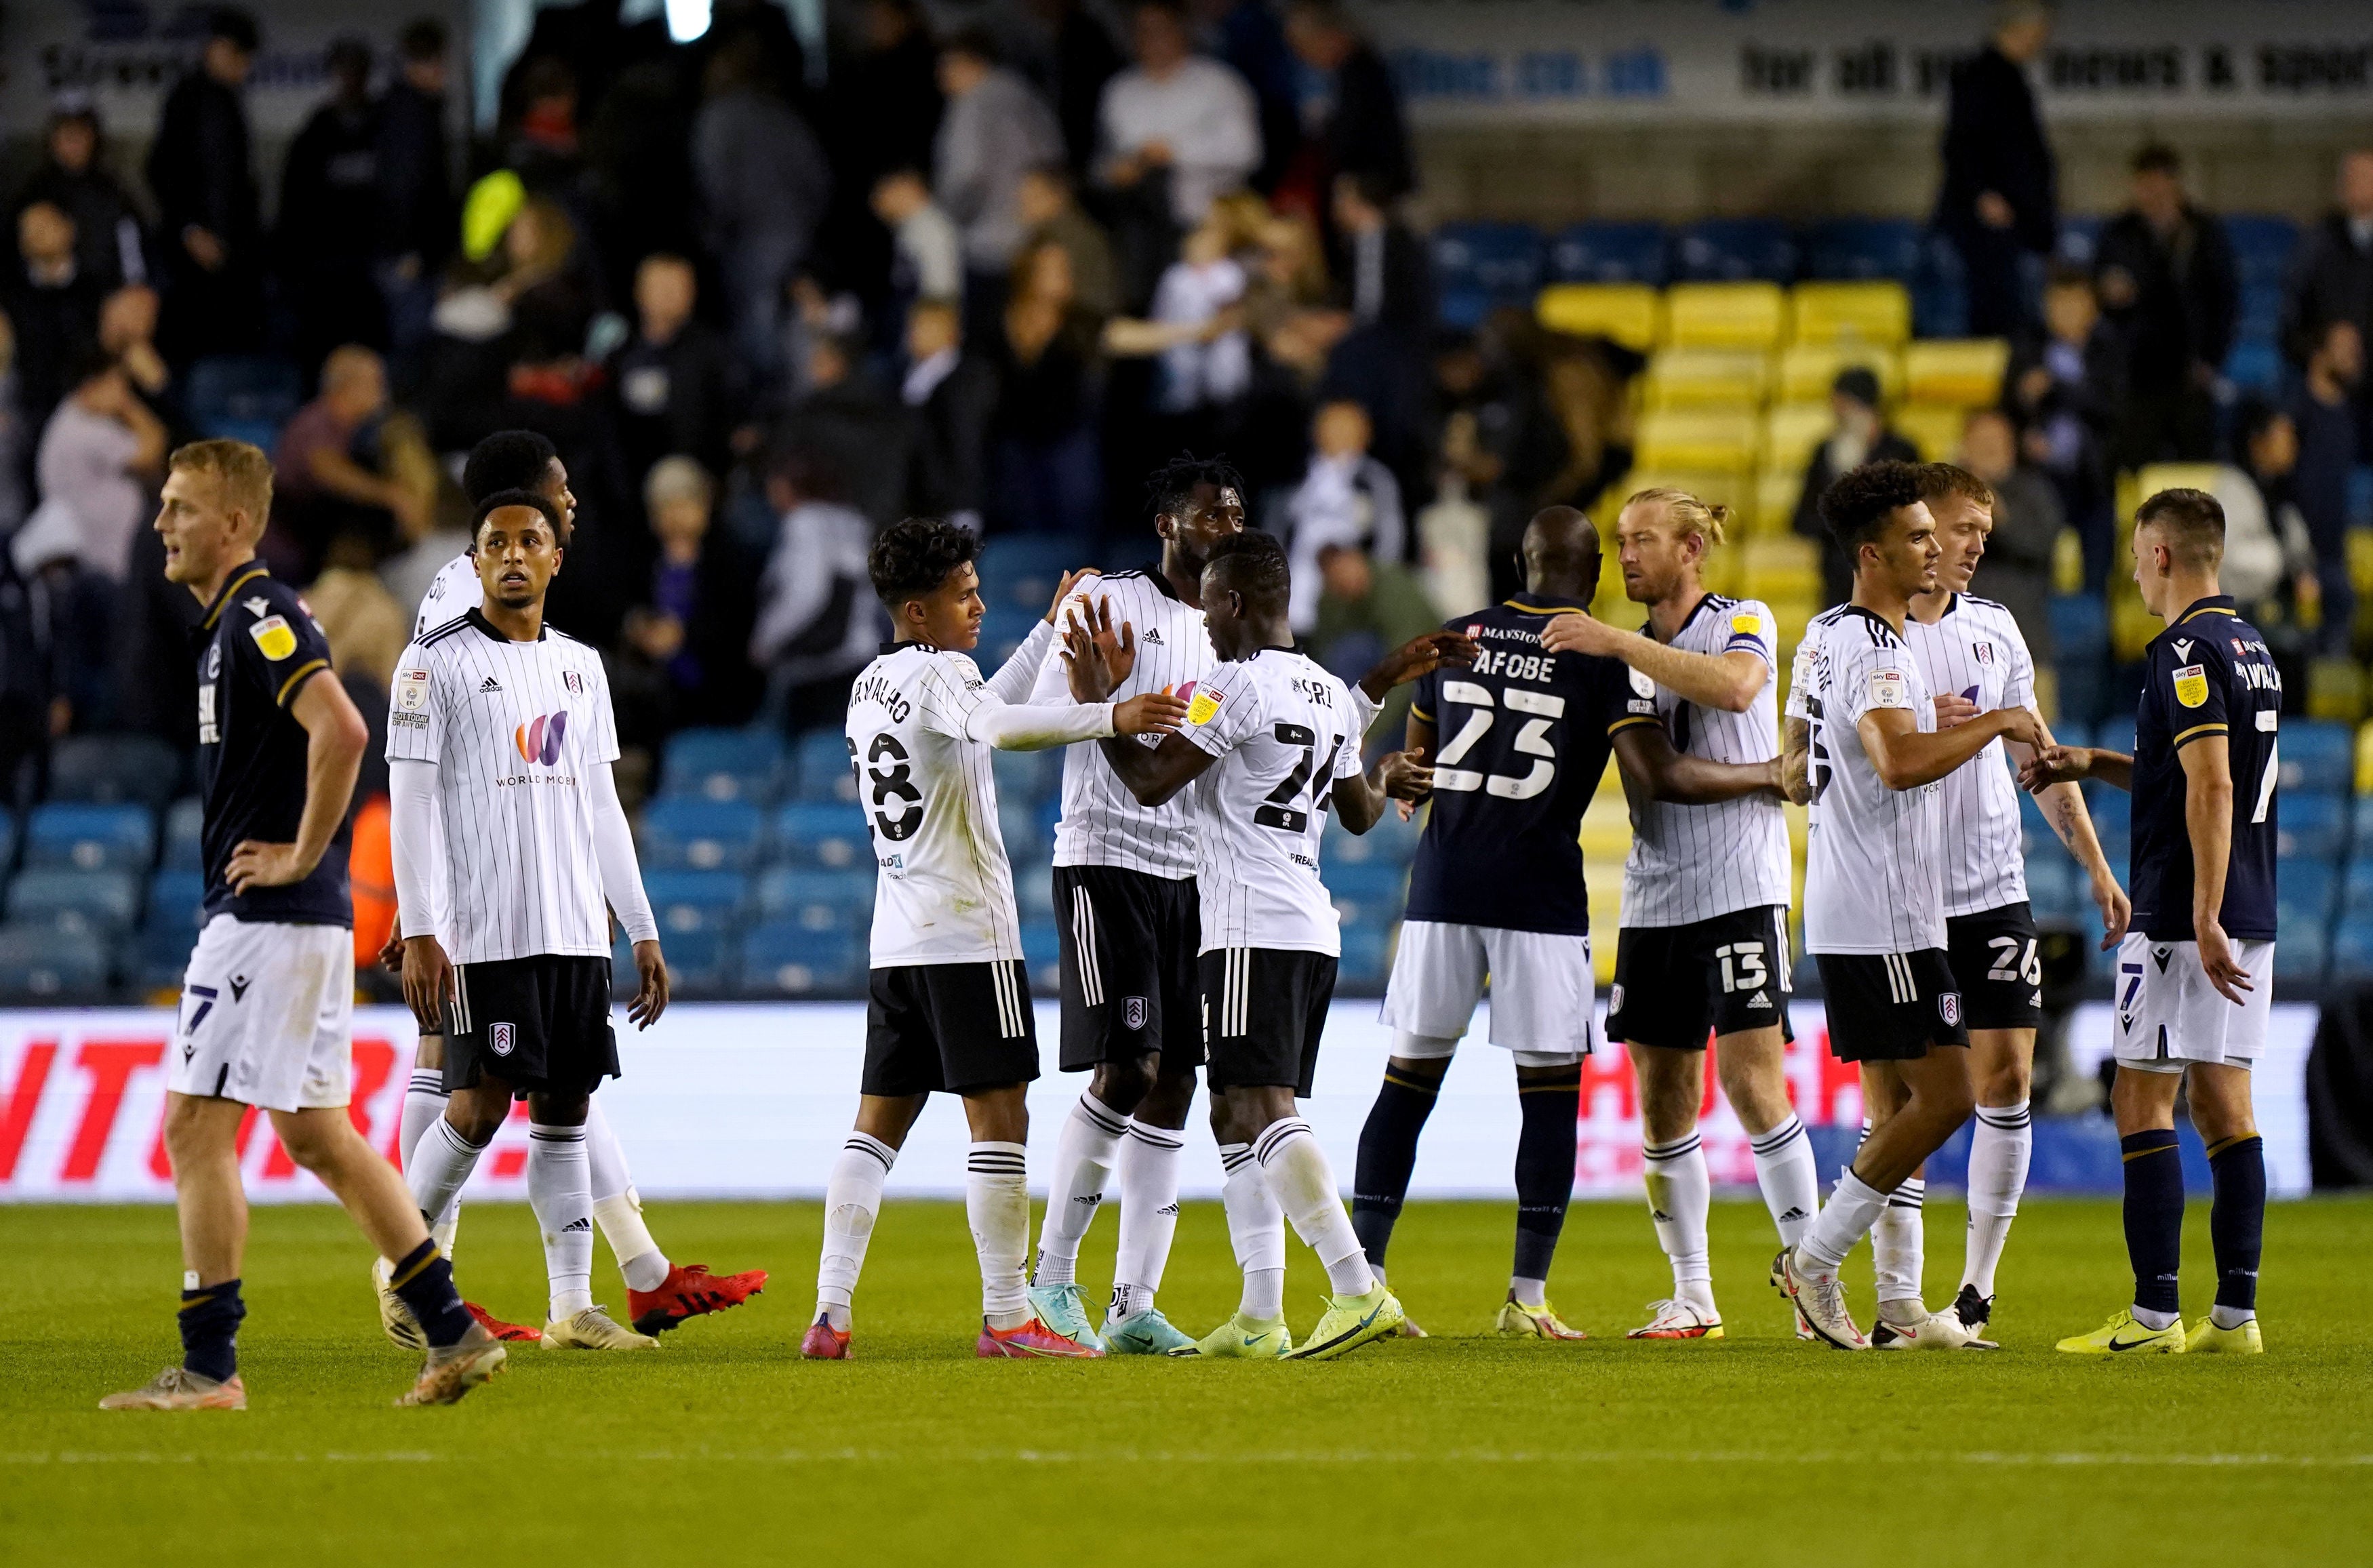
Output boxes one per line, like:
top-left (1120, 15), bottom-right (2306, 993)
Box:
top-left (1641, 348), bottom-right (1774, 411)
top-left (2308, 658), bottom-right (2365, 723)
top-left (1789, 281), bottom-right (1912, 348)
top-left (1536, 283), bottom-right (1663, 351)
top-left (1699, 545), bottom-right (1744, 597)
top-left (2111, 597), bottom-right (2159, 664)
top-left (1902, 338), bottom-right (2010, 405)
top-left (2130, 464), bottom-right (2227, 515)
top-left (1742, 536), bottom-right (1820, 602)
top-left (2355, 721), bottom-right (2373, 794)
top-left (1777, 342), bottom-right (1905, 405)
top-left (2347, 528), bottom-right (2373, 595)
top-left (1895, 402), bottom-right (1970, 461)
top-left (1635, 408), bottom-right (1758, 470)
top-left (1761, 403), bottom-right (1835, 470)
top-left (1753, 462), bottom-right (1806, 538)
top-left (1664, 282), bottom-right (1789, 351)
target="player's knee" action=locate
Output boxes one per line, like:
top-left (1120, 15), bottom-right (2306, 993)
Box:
top-left (269, 1110), bottom-right (354, 1173)
top-left (161, 1098), bottom-right (231, 1165)
top-left (1919, 1064), bottom-right (1977, 1125)
top-left (1715, 1057), bottom-right (1789, 1128)
top-left (1137, 1065), bottom-right (1197, 1127)
top-left (1976, 1056), bottom-right (2031, 1106)
top-left (443, 1096), bottom-right (508, 1145)
top-left (1090, 1056), bottom-right (1158, 1114)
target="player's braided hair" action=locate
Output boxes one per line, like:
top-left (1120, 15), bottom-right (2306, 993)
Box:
top-left (1818, 459), bottom-right (1928, 552)
top-left (870, 516), bottom-right (981, 606)
top-left (1626, 486), bottom-right (1728, 549)
top-left (1201, 529), bottom-right (1290, 615)
top-left (1146, 452), bottom-right (1246, 522)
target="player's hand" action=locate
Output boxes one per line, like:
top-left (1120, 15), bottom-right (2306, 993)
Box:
top-left (1059, 600), bottom-right (1132, 702)
top-left (2194, 916), bottom-right (2254, 1005)
top-left (1933, 692), bottom-right (1981, 728)
top-left (226, 839), bottom-right (315, 893)
top-left (1394, 797), bottom-right (1416, 821)
top-left (2092, 873), bottom-right (2132, 950)
top-left (1538, 611), bottom-right (1620, 658)
top-left (1995, 707), bottom-right (2050, 753)
top-left (401, 935), bottom-right (454, 1032)
top-left (1113, 690), bottom-right (1190, 736)
top-left (628, 939), bottom-right (669, 1028)
top-left (1068, 595), bottom-right (1138, 689)
top-left (1044, 567), bottom-right (1102, 624)
top-left (1361, 630), bottom-right (1479, 697)
top-left (378, 933), bottom-right (406, 974)
top-left (2018, 744), bottom-right (2091, 790)
top-left (1376, 750), bottom-right (1434, 801)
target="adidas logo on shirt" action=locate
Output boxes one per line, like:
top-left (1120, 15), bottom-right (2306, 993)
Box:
top-left (1142, 627), bottom-right (1165, 643)
top-left (480, 675), bottom-right (502, 692)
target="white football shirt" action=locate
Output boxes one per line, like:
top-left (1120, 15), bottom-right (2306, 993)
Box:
top-left (386, 611), bottom-right (622, 964)
top-left (1620, 592), bottom-right (1793, 927)
top-left (1179, 649), bottom-right (1365, 956)
top-left (1902, 594), bottom-right (2034, 918)
top-left (1797, 605), bottom-right (1948, 956)
top-left (414, 553), bottom-right (479, 639)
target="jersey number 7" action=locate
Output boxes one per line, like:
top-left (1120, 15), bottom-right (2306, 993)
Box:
top-left (1434, 680), bottom-right (1563, 799)
top-left (1255, 723), bottom-right (1344, 832)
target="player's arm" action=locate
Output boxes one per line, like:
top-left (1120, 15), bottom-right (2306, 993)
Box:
top-left (389, 757), bottom-right (452, 1030)
top-left (2019, 746), bottom-right (2134, 792)
top-left (2177, 733), bottom-right (2252, 1003)
top-left (2006, 723), bottom-right (2131, 948)
top-left (1780, 716), bottom-right (1814, 805)
top-left (1859, 704), bottom-right (2044, 790)
top-left (1541, 612), bottom-right (1767, 712)
top-left (1332, 751), bottom-right (1433, 835)
top-left (1357, 630), bottom-right (1478, 703)
top-left (1610, 720), bottom-right (1781, 803)
top-left (226, 668), bottom-right (365, 893)
top-left (589, 761), bottom-right (669, 1028)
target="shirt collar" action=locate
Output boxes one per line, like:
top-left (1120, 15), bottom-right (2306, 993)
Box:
top-left (883, 638), bottom-right (938, 654)
top-left (1140, 562), bottom-right (1181, 602)
top-left (1502, 594), bottom-right (1589, 616)
top-left (468, 605), bottom-right (546, 642)
top-left (2175, 594), bottom-right (2239, 624)
top-left (1645, 590), bottom-right (1720, 643)
top-left (200, 563), bottom-right (272, 630)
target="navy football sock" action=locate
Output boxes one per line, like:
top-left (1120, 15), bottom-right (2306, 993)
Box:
top-left (2120, 1129), bottom-right (2185, 1316)
top-left (179, 1278), bottom-right (245, 1384)
top-left (1513, 1064), bottom-right (1582, 1286)
top-left (388, 1239), bottom-right (477, 1349)
top-left (2206, 1134), bottom-right (2265, 1314)
top-left (1352, 1058), bottom-right (1448, 1270)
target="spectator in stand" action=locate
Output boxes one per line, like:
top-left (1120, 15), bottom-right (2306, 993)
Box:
top-left (829, 0), bottom-right (944, 189)
top-left (1096, 0), bottom-right (1260, 234)
top-left (1282, 1), bottom-right (1413, 214)
top-left (1285, 397), bottom-right (1402, 630)
top-left (2008, 264), bottom-right (2122, 589)
top-left (778, 328), bottom-right (917, 527)
top-left (612, 252), bottom-right (738, 482)
top-left (616, 456), bottom-right (761, 744)
top-left (1310, 538), bottom-right (1437, 739)
top-left (7, 498), bottom-right (115, 737)
top-left (7, 200), bottom-right (105, 428)
top-left (749, 450), bottom-right (882, 732)
top-left (35, 346), bottom-right (165, 582)
top-left (2094, 144), bottom-right (2235, 466)
top-left (694, 32), bottom-right (833, 397)
top-left (1016, 163), bottom-right (1119, 321)
top-left (984, 237), bottom-right (1104, 539)
top-left (2224, 397), bottom-right (2319, 622)
top-left (2281, 148), bottom-right (2373, 447)
top-left (498, 56), bottom-right (586, 200)
top-left (1932, 1), bottom-right (2055, 336)
top-left (279, 37), bottom-right (386, 379)
top-left (99, 283), bottom-right (178, 435)
top-left (1196, 0), bottom-right (1302, 193)
top-left (0, 511), bottom-right (68, 807)
top-left (374, 19), bottom-right (457, 378)
top-left (0, 315), bottom-right (27, 534)
top-left (871, 167), bottom-right (965, 334)
top-left (934, 31), bottom-right (1066, 310)
top-left (1015, 0), bottom-right (1126, 180)
top-left (902, 298), bottom-right (996, 532)
top-left (2292, 319), bottom-right (2362, 652)
top-left (1794, 365), bottom-right (1919, 607)
top-left (1104, 209), bottom-right (1250, 445)
top-left (1330, 171), bottom-right (1429, 335)
top-left (13, 98), bottom-right (147, 293)
top-left (146, 7), bottom-right (263, 364)
top-left (273, 345), bottom-right (420, 571)
top-left (1955, 409), bottom-right (2062, 684)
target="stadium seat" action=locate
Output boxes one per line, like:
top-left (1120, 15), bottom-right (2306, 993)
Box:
top-left (974, 536), bottom-right (1079, 611)
top-left (2234, 281), bottom-right (2284, 346)
top-left (161, 797), bottom-right (205, 872)
top-left (1787, 281), bottom-right (1911, 347)
top-left (2223, 340), bottom-right (2282, 395)
top-left (2305, 658), bottom-right (2363, 723)
top-left (47, 734), bottom-right (183, 807)
top-left (1547, 222), bottom-right (1668, 285)
top-left (1761, 403), bottom-right (1835, 471)
top-left (146, 870), bottom-right (206, 934)
top-left (740, 923), bottom-right (866, 997)
top-left (1802, 218), bottom-right (1923, 282)
top-left (1740, 537), bottom-right (1820, 602)
top-left (614, 927), bottom-right (734, 995)
top-left (2096, 716), bottom-right (2138, 759)
top-left (23, 803), bottom-right (155, 872)
top-left (1014, 863), bottom-right (1056, 923)
top-left (2279, 721), bottom-right (2352, 796)
top-left (755, 866), bottom-right (874, 931)
top-left (1533, 283), bottom-right (1662, 351)
top-left (773, 802), bottom-right (874, 869)
top-left (2331, 917), bottom-right (2373, 981)
top-left (2048, 595), bottom-right (2109, 666)
top-left (1641, 348), bottom-right (1772, 411)
top-left (1902, 339), bottom-right (2010, 406)
top-left (1663, 283), bottom-right (1788, 350)
top-left (0, 923), bottom-right (111, 1001)
top-left (791, 728), bottom-right (861, 804)
top-left (997, 795), bottom-right (1048, 860)
top-left (1328, 862), bottom-right (1408, 929)
top-left (639, 799), bottom-right (767, 871)
top-left (658, 727), bottom-right (784, 805)
top-left (0, 811), bottom-right (14, 870)
top-left (2222, 216), bottom-right (2298, 288)
top-left (1338, 923), bottom-right (1396, 993)
top-left (2022, 853), bottom-right (2078, 921)
top-left (1635, 409), bottom-right (1758, 471)
top-left (992, 747), bottom-right (1058, 805)
top-left (133, 921), bottom-right (194, 994)
top-left (978, 605), bottom-right (1041, 669)
top-left (643, 870), bottom-right (746, 935)
top-left (2054, 216), bottom-right (2105, 268)
top-left (1430, 222), bottom-right (1545, 326)
top-left (1893, 403), bottom-right (1970, 462)
top-left (2279, 793), bottom-right (2348, 861)
top-left (1751, 463), bottom-right (1806, 536)
top-left (6, 868), bottom-right (142, 933)
top-left (1672, 219), bottom-right (1797, 283)
top-left (185, 355), bottom-right (302, 447)
top-left (2277, 859), bottom-right (2336, 930)
top-left (1323, 803), bottom-right (1422, 866)
top-left (2273, 926), bottom-right (2328, 988)
top-left (1776, 342), bottom-right (1902, 405)
top-left (1020, 921), bottom-right (1062, 993)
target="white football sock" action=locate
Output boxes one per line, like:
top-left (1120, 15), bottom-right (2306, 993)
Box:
top-left (1110, 1119), bottom-right (1184, 1321)
top-left (816, 1133), bottom-right (895, 1331)
top-left (399, 1070), bottom-right (458, 1255)
top-left (1871, 1178), bottom-right (1926, 1320)
top-left (1962, 1100), bottom-right (2031, 1298)
top-left (1219, 1142), bottom-right (1286, 1321)
top-left (405, 1115), bottom-right (487, 1240)
top-left (1799, 1167), bottom-right (1890, 1276)
top-left (1033, 1093), bottom-right (1126, 1288)
top-left (585, 1098), bottom-right (670, 1293)
top-left (966, 1142), bottom-right (1032, 1331)
top-left (1254, 1118), bottom-right (1375, 1298)
top-left (1642, 1133), bottom-right (1715, 1313)
top-left (1748, 1114), bottom-right (1820, 1249)
top-left (527, 1123), bottom-right (593, 1320)
top-left (2208, 1304), bottom-right (2255, 1330)
top-left (1511, 1274), bottom-right (1549, 1305)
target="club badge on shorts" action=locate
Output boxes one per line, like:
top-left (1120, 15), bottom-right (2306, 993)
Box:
top-left (491, 1022), bottom-right (515, 1057)
top-left (1123, 996), bottom-right (1149, 1032)
top-left (1938, 992), bottom-right (1962, 1028)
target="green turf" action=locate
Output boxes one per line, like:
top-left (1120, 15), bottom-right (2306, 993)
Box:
top-left (3, 1196), bottom-right (2368, 1565)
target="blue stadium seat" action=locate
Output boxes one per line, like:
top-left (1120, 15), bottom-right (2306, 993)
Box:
top-left (1338, 923), bottom-right (1395, 993)
top-left (2344, 858), bottom-right (2373, 921)
top-left (2096, 716), bottom-right (2137, 758)
top-left (978, 606), bottom-right (1041, 670)
top-left (2235, 281), bottom-right (2284, 344)
top-left (0, 811), bottom-right (14, 869)
top-left (146, 870), bottom-right (206, 934)
top-left (998, 795), bottom-right (1049, 860)
top-left (2052, 718), bottom-right (2096, 750)
top-left (186, 355), bottom-right (302, 447)
top-left (1803, 218), bottom-right (1922, 282)
top-left (975, 536), bottom-right (1080, 613)
top-left (2331, 917), bottom-right (2373, 981)
top-left (2277, 859), bottom-right (2336, 929)
top-left (2281, 722), bottom-right (2352, 795)
top-left (1014, 864), bottom-right (1056, 924)
top-left (24, 803), bottom-right (155, 872)
top-left (614, 927), bottom-right (735, 995)
top-left (1431, 222), bottom-right (1545, 327)
top-left (1672, 219), bottom-right (1797, 283)
top-left (2222, 216), bottom-right (2298, 289)
top-left (2089, 790), bottom-right (2130, 865)
top-left (773, 802), bottom-right (874, 870)
top-left (1328, 862), bottom-right (1408, 929)
top-left (754, 866), bottom-right (873, 931)
top-left (0, 923), bottom-right (111, 1000)
top-left (2054, 216), bottom-right (2105, 268)
top-left (638, 799), bottom-right (767, 871)
top-left (1322, 805), bottom-right (1422, 866)
top-left (992, 747), bottom-right (1058, 805)
top-left (134, 921), bottom-right (194, 993)
top-left (1545, 222), bottom-right (1667, 285)
top-left (658, 727), bottom-right (784, 804)
top-left (2024, 853), bottom-right (2079, 921)
top-left (1020, 922), bottom-right (1062, 994)
top-left (741, 923), bottom-right (866, 997)
top-left (47, 734), bottom-right (182, 807)
top-left (791, 728), bottom-right (862, 805)
top-left (2272, 924), bottom-right (2328, 988)
top-left (2048, 595), bottom-right (2109, 666)
top-left (643, 870), bottom-right (746, 935)
top-left (161, 798), bottom-right (205, 872)
top-left (2224, 340), bottom-right (2282, 395)
top-left (6, 868), bottom-right (143, 933)
top-left (2278, 793), bottom-right (2348, 861)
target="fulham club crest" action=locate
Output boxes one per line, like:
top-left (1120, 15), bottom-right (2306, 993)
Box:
top-left (1123, 996), bottom-right (1149, 1032)
top-left (563, 669), bottom-right (585, 696)
top-left (491, 1022), bottom-right (516, 1057)
top-left (1938, 992), bottom-right (1962, 1028)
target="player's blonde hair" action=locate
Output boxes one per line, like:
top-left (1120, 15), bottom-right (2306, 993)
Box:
top-left (1624, 486), bottom-right (1728, 550)
top-left (168, 439), bottom-right (275, 537)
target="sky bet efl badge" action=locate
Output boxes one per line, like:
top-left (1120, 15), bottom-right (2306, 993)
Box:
top-left (247, 614), bottom-right (296, 661)
top-left (1186, 687), bottom-right (1224, 725)
top-left (2174, 663), bottom-right (2210, 708)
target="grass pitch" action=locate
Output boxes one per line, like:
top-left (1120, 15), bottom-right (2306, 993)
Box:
top-left (4, 1195), bottom-right (2369, 1566)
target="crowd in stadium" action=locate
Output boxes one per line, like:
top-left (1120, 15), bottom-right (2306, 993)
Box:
top-left (0, 1), bottom-right (2369, 1003)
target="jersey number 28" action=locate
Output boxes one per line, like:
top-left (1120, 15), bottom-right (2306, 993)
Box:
top-left (855, 733), bottom-right (923, 841)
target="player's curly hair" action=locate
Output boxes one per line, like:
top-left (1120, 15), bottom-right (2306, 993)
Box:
top-left (1146, 452), bottom-right (1245, 521)
top-left (1818, 459), bottom-right (1928, 552)
top-left (869, 516), bottom-right (981, 607)
top-left (462, 430), bottom-right (558, 504)
top-left (1201, 529), bottom-right (1290, 615)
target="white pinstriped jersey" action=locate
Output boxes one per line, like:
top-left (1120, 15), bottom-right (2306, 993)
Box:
top-left (1620, 592), bottom-right (1793, 926)
top-left (1902, 594), bottom-right (2034, 918)
top-left (1793, 605), bottom-right (1947, 954)
top-left (415, 554), bottom-right (479, 639)
top-left (1029, 566), bottom-right (1216, 879)
top-left (1179, 649), bottom-right (1364, 955)
top-left (386, 611), bottom-right (621, 964)
top-left (846, 643), bottom-right (1024, 967)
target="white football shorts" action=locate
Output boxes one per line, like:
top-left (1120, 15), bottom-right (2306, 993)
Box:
top-left (1379, 919), bottom-right (1595, 1064)
top-left (170, 914), bottom-right (355, 1111)
top-left (2111, 932), bottom-right (2273, 1074)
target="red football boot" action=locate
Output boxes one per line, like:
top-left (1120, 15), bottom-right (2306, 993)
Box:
top-left (800, 1317), bottom-right (852, 1359)
top-left (466, 1302), bottom-right (543, 1342)
top-left (976, 1314), bottom-right (1104, 1359)
top-left (629, 1262), bottom-right (768, 1336)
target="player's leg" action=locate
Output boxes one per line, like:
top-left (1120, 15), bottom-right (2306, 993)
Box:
top-left (107, 1093), bottom-right (253, 1407)
top-left (1610, 923), bottom-right (1721, 1338)
top-left (1958, 1026), bottom-right (2034, 1325)
top-left (1201, 1077), bottom-right (1293, 1353)
top-left (1355, 921), bottom-right (1483, 1291)
top-left (2187, 1062), bottom-right (2265, 1351)
top-left (2053, 1062), bottom-right (2190, 1353)
top-left (1102, 1056), bottom-right (1195, 1352)
top-left (588, 1097), bottom-right (769, 1336)
top-left (379, 1030), bottom-right (540, 1344)
top-left (805, 1091), bottom-right (926, 1356)
top-left (1028, 1049), bottom-right (1145, 1340)
top-left (399, 1032), bottom-right (452, 1251)
top-left (1475, 925), bottom-right (1592, 1337)
top-left (1856, 1067), bottom-right (1946, 1344)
